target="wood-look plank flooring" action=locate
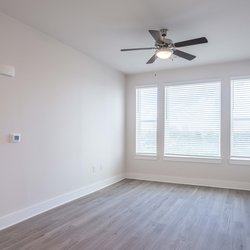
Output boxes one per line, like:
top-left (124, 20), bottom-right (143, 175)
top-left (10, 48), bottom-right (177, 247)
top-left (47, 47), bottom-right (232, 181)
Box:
top-left (0, 179), bottom-right (250, 250)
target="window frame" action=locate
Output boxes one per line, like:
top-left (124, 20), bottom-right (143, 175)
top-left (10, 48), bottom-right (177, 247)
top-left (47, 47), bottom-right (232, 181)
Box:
top-left (230, 76), bottom-right (250, 165)
top-left (135, 84), bottom-right (158, 159)
top-left (163, 79), bottom-right (222, 162)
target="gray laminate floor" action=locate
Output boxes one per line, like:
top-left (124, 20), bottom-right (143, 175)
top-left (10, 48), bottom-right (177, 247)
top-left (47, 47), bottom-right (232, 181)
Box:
top-left (0, 179), bottom-right (250, 250)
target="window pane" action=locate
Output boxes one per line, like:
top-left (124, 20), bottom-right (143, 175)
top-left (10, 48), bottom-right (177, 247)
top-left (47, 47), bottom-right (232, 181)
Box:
top-left (136, 87), bottom-right (157, 155)
top-left (231, 79), bottom-right (250, 159)
top-left (164, 82), bottom-right (221, 158)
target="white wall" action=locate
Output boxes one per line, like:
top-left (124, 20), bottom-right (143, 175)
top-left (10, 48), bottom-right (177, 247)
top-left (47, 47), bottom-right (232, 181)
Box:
top-left (0, 12), bottom-right (125, 221)
top-left (126, 60), bottom-right (250, 189)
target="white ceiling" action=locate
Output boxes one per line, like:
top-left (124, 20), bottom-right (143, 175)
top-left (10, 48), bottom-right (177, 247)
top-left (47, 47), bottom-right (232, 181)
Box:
top-left (0, 0), bottom-right (250, 74)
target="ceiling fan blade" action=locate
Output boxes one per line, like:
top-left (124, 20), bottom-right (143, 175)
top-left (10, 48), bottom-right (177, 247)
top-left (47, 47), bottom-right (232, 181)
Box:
top-left (121, 47), bottom-right (156, 51)
top-left (174, 37), bottom-right (208, 48)
top-left (146, 54), bottom-right (157, 64)
top-left (173, 50), bottom-right (196, 60)
top-left (148, 30), bottom-right (163, 44)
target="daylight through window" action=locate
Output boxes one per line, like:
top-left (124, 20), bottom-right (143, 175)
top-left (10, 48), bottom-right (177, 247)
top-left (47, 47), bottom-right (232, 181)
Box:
top-left (136, 86), bottom-right (157, 156)
top-left (231, 78), bottom-right (250, 159)
top-left (164, 82), bottom-right (221, 158)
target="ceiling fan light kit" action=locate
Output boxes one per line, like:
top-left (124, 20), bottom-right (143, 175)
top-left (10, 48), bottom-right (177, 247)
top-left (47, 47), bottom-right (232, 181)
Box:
top-left (121, 28), bottom-right (208, 64)
top-left (156, 48), bottom-right (173, 59)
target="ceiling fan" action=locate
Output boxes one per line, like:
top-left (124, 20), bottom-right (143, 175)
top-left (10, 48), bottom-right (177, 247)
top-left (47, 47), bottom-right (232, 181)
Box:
top-left (121, 29), bottom-right (208, 64)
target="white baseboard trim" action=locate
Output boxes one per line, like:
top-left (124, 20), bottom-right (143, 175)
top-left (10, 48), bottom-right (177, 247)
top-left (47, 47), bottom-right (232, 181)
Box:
top-left (0, 175), bottom-right (124, 231)
top-left (125, 172), bottom-right (250, 191)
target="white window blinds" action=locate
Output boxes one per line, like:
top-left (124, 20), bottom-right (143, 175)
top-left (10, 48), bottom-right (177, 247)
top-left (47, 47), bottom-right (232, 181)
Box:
top-left (136, 86), bottom-right (157, 156)
top-left (164, 82), bottom-right (221, 158)
top-left (231, 78), bottom-right (250, 159)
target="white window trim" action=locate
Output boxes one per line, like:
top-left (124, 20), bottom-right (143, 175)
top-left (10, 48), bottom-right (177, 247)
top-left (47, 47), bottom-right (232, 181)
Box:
top-left (230, 79), bottom-right (234, 160)
top-left (229, 158), bottom-right (250, 165)
top-left (164, 155), bottom-right (222, 164)
top-left (135, 154), bottom-right (158, 160)
top-left (162, 78), bottom-right (222, 87)
top-left (231, 75), bottom-right (250, 81)
top-left (135, 84), bottom-right (158, 88)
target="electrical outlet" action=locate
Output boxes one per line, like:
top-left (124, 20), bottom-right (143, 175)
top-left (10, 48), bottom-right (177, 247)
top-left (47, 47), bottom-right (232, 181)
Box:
top-left (9, 133), bottom-right (21, 143)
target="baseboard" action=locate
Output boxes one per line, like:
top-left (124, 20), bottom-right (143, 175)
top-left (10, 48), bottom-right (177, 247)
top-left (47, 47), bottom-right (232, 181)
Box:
top-left (125, 172), bottom-right (250, 191)
top-left (0, 175), bottom-right (124, 230)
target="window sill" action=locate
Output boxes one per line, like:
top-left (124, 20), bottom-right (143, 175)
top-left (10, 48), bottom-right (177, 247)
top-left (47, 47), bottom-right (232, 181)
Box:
top-left (135, 154), bottom-right (157, 160)
top-left (163, 155), bottom-right (222, 164)
top-left (230, 158), bottom-right (250, 165)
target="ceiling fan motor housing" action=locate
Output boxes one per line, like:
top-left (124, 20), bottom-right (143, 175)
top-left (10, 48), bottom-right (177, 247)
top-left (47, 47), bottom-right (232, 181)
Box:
top-left (157, 29), bottom-right (173, 47)
top-left (160, 29), bottom-right (168, 37)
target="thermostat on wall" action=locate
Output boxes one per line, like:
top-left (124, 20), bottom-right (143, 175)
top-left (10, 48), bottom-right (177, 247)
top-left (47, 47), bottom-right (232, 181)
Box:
top-left (10, 133), bottom-right (21, 143)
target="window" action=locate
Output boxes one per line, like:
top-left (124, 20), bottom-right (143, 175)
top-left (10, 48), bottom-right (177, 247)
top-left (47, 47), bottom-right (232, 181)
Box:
top-left (136, 86), bottom-right (157, 156)
top-left (164, 81), bottom-right (221, 158)
top-left (231, 78), bottom-right (250, 160)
